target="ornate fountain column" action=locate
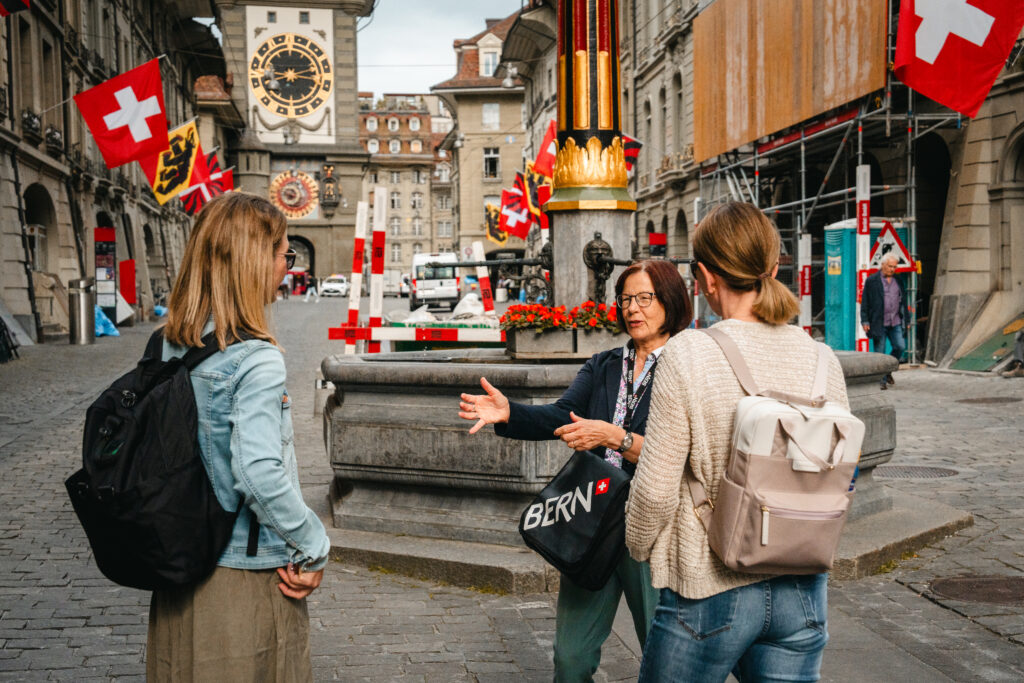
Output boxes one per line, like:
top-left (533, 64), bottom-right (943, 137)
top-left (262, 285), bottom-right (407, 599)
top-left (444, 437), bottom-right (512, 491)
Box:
top-left (547, 0), bottom-right (635, 307)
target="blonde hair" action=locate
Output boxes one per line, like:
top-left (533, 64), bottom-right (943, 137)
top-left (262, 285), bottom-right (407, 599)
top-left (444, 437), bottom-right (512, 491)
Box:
top-left (693, 201), bottom-right (800, 325)
top-left (164, 192), bottom-right (288, 349)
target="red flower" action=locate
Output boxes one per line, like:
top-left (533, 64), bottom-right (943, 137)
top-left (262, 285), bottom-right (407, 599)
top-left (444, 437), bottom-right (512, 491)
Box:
top-left (582, 301), bottom-right (596, 310)
top-left (598, 303), bottom-right (607, 312)
top-left (608, 307), bottom-right (617, 321)
top-left (526, 314), bottom-right (535, 322)
top-left (588, 318), bottom-right (598, 327)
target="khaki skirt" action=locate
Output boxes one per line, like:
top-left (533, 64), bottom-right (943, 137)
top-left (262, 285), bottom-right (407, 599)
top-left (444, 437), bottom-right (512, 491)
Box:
top-left (147, 565), bottom-right (313, 683)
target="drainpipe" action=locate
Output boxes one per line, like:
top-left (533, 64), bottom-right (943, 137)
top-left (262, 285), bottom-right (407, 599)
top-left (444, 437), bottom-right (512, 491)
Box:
top-left (59, 0), bottom-right (86, 275)
top-left (7, 19), bottom-right (42, 341)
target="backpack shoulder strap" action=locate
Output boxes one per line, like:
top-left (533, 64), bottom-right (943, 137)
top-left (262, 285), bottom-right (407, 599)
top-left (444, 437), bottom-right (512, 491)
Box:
top-left (810, 342), bottom-right (831, 401)
top-left (179, 331), bottom-right (257, 371)
top-left (143, 329), bottom-right (165, 361)
top-left (702, 327), bottom-right (760, 396)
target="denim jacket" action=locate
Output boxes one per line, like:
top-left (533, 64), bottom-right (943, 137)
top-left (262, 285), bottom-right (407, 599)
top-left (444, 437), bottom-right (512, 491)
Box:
top-left (163, 326), bottom-right (330, 571)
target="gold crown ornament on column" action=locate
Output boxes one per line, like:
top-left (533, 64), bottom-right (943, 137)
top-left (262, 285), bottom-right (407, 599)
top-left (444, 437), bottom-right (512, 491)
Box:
top-left (547, 0), bottom-right (636, 212)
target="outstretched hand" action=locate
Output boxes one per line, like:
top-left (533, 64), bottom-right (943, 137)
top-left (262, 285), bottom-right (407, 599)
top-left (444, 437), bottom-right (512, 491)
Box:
top-left (459, 377), bottom-right (511, 434)
top-left (553, 411), bottom-right (618, 451)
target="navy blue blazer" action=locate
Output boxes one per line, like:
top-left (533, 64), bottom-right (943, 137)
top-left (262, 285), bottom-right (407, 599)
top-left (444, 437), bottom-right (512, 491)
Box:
top-left (494, 347), bottom-right (650, 475)
top-left (860, 271), bottom-right (907, 336)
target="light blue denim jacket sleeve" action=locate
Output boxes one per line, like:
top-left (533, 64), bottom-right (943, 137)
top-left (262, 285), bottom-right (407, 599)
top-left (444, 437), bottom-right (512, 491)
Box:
top-left (229, 345), bottom-right (330, 571)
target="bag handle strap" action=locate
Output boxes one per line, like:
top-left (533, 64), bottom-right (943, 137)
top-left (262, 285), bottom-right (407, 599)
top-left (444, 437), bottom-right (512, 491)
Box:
top-left (684, 460), bottom-right (713, 531)
top-left (778, 418), bottom-right (852, 471)
top-left (702, 327), bottom-right (760, 396)
top-left (178, 331), bottom-right (256, 371)
top-left (810, 342), bottom-right (830, 401)
top-left (143, 329), bottom-right (165, 361)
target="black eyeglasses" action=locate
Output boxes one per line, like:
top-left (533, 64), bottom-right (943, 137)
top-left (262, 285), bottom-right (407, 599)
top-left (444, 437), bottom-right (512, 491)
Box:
top-left (281, 249), bottom-right (297, 269)
top-left (615, 292), bottom-right (656, 309)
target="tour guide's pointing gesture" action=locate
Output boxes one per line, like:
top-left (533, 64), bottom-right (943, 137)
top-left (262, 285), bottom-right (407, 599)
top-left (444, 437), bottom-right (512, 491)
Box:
top-left (455, 260), bottom-right (692, 682)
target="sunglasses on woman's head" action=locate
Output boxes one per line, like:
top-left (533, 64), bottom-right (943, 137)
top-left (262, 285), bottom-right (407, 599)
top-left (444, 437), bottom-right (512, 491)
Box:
top-left (283, 249), bottom-right (297, 269)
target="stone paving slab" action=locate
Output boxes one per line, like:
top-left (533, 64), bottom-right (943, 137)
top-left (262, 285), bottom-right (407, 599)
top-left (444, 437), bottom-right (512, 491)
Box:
top-left (0, 299), bottom-right (1021, 680)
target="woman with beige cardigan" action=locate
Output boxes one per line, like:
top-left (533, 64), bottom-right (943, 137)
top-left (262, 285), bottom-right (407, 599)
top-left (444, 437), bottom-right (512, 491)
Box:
top-left (625, 202), bottom-right (849, 682)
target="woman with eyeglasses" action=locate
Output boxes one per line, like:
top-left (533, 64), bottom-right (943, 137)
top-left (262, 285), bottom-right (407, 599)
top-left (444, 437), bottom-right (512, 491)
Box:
top-left (148, 193), bottom-right (329, 682)
top-left (458, 259), bottom-right (691, 682)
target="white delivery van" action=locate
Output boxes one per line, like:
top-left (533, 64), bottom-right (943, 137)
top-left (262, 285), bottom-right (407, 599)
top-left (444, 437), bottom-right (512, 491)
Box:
top-left (410, 252), bottom-right (460, 310)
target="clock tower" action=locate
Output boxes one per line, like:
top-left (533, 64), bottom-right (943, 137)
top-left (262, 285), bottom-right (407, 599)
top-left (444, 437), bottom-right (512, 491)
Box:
top-left (214, 0), bottom-right (374, 279)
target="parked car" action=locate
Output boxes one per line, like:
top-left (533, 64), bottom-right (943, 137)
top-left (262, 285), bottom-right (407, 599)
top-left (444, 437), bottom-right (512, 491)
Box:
top-left (321, 274), bottom-right (350, 297)
top-left (410, 252), bottom-right (459, 310)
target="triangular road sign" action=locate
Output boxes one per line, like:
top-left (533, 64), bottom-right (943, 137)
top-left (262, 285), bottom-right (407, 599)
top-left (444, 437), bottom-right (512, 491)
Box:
top-left (868, 222), bottom-right (915, 272)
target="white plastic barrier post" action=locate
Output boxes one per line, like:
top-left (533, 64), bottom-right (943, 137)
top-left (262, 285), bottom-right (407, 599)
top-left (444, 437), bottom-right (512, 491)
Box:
top-left (855, 165), bottom-right (871, 352)
top-left (798, 231), bottom-right (812, 335)
top-left (471, 241), bottom-right (495, 314)
top-left (368, 185), bottom-right (387, 353)
top-left (345, 201), bottom-right (368, 354)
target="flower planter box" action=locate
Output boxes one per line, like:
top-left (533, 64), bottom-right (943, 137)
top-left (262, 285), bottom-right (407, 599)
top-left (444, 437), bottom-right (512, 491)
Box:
top-left (574, 328), bottom-right (624, 357)
top-left (507, 327), bottom-right (624, 359)
top-left (506, 328), bottom-right (575, 358)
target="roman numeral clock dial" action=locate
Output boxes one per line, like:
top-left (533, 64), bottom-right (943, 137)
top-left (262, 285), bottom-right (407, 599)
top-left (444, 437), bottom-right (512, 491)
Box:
top-left (249, 33), bottom-right (333, 118)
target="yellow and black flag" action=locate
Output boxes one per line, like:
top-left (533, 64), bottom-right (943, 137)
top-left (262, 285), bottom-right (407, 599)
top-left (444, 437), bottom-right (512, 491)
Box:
top-left (139, 120), bottom-right (208, 205)
top-left (485, 203), bottom-right (506, 247)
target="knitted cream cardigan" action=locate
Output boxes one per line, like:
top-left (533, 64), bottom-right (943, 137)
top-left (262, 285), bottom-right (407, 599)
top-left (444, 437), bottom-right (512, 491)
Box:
top-left (625, 319), bottom-right (850, 599)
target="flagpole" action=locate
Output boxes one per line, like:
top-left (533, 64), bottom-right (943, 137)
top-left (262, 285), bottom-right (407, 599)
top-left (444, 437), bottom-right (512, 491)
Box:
top-left (41, 54), bottom-right (171, 116)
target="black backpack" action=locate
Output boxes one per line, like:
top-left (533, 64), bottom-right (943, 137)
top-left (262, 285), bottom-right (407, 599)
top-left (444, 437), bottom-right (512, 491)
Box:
top-left (65, 329), bottom-right (255, 591)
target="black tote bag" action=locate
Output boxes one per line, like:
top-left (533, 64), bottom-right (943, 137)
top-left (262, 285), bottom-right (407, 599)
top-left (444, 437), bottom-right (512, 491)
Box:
top-left (518, 451), bottom-right (632, 591)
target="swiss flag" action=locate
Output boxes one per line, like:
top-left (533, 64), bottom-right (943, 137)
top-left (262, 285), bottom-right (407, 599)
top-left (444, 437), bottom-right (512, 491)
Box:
top-left (894, 0), bottom-right (1024, 118)
top-left (595, 478), bottom-right (611, 495)
top-left (500, 187), bottom-right (533, 239)
top-left (533, 120), bottom-right (557, 177)
top-left (73, 59), bottom-right (169, 168)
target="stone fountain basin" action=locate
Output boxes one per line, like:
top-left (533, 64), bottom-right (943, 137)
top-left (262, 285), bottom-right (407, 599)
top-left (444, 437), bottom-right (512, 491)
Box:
top-left (322, 348), bottom-right (899, 547)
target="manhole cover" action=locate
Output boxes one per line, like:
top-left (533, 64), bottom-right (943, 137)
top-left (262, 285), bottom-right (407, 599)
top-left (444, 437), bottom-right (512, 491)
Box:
top-left (930, 576), bottom-right (1024, 605)
top-left (874, 465), bottom-right (958, 479)
top-left (955, 397), bottom-right (1022, 405)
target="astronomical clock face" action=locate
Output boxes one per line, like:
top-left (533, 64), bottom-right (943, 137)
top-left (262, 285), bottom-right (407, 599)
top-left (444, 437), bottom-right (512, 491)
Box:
top-left (249, 33), bottom-right (333, 118)
top-left (270, 171), bottom-right (319, 219)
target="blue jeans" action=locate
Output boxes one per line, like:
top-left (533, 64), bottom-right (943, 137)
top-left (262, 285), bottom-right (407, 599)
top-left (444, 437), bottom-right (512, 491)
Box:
top-left (869, 325), bottom-right (905, 362)
top-left (637, 574), bottom-right (829, 683)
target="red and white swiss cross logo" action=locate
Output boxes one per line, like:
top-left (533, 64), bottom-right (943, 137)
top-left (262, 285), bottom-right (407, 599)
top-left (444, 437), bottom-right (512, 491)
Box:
top-left (73, 58), bottom-right (169, 169)
top-left (595, 478), bottom-right (610, 495)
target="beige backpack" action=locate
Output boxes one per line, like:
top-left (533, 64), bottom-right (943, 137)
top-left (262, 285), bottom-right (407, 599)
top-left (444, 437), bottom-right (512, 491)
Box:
top-left (686, 327), bottom-right (864, 575)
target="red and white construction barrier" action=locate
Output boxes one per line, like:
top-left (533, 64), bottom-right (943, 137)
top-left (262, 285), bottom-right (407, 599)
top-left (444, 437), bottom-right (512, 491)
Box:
top-left (329, 325), bottom-right (505, 344)
top-left (854, 165), bottom-right (871, 352)
top-left (344, 201), bottom-right (369, 355)
top-left (471, 241), bottom-right (495, 314)
top-left (798, 232), bottom-right (812, 334)
top-left (368, 185), bottom-right (387, 353)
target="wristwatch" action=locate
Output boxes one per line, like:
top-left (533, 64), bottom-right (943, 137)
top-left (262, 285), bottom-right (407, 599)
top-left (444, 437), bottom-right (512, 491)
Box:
top-left (616, 431), bottom-right (634, 453)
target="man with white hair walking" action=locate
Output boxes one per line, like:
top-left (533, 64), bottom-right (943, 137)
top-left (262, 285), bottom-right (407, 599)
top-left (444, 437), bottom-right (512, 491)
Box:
top-left (861, 254), bottom-right (906, 389)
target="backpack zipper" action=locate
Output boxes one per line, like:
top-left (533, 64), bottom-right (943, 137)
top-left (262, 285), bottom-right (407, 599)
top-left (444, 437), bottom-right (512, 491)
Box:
top-left (760, 505), bottom-right (845, 545)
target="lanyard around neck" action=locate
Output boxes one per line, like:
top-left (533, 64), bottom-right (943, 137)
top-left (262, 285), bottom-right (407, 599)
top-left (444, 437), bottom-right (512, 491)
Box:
top-left (624, 345), bottom-right (657, 432)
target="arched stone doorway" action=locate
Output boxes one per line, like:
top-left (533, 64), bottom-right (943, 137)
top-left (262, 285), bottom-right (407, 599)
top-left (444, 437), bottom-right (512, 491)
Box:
top-left (914, 134), bottom-right (951, 355)
top-left (673, 209), bottom-right (689, 258)
top-left (288, 235), bottom-right (315, 276)
top-left (23, 184), bottom-right (58, 274)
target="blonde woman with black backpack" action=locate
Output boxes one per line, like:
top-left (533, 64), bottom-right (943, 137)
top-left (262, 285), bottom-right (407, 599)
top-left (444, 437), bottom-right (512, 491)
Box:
top-left (626, 202), bottom-right (849, 681)
top-left (148, 193), bottom-right (329, 682)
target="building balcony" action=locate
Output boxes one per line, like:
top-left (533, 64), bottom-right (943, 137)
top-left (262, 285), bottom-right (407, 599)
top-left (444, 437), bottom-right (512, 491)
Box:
top-left (656, 147), bottom-right (696, 185)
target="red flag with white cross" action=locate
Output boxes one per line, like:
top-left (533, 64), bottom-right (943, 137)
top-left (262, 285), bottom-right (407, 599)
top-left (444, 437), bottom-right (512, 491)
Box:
top-left (73, 58), bottom-right (169, 168)
top-left (500, 187), bottom-right (533, 239)
top-left (533, 120), bottom-right (557, 177)
top-left (894, 0), bottom-right (1024, 118)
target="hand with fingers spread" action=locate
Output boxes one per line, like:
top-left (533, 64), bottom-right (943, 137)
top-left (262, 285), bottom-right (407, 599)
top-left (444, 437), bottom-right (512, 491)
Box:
top-left (553, 411), bottom-right (621, 452)
top-left (459, 377), bottom-right (511, 434)
top-left (276, 563), bottom-right (323, 599)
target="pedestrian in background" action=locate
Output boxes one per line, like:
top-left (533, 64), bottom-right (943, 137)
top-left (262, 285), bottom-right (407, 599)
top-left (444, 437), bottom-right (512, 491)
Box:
top-left (626, 202), bottom-right (848, 681)
top-left (149, 193), bottom-right (330, 682)
top-left (459, 260), bottom-right (692, 682)
top-left (860, 254), bottom-right (906, 388)
top-left (304, 275), bottom-right (321, 303)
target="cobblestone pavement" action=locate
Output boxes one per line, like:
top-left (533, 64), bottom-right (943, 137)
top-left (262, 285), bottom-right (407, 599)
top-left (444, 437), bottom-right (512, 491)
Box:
top-left (0, 299), bottom-right (1022, 681)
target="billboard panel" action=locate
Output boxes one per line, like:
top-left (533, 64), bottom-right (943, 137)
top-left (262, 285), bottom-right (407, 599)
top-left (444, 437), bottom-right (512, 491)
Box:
top-left (694, 0), bottom-right (887, 163)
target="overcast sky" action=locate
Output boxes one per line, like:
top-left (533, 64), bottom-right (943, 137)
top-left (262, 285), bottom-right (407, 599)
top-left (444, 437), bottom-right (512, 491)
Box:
top-left (357, 0), bottom-right (523, 96)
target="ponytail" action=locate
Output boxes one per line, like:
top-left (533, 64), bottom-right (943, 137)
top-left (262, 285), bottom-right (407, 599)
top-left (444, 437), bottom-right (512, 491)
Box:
top-left (752, 276), bottom-right (800, 325)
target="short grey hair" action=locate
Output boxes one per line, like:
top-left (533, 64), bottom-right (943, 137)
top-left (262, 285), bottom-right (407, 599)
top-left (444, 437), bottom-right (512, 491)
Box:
top-left (881, 254), bottom-right (899, 266)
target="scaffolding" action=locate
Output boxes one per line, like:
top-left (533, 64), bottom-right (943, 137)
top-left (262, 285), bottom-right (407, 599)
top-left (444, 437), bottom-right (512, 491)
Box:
top-left (695, 8), bottom-right (966, 363)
